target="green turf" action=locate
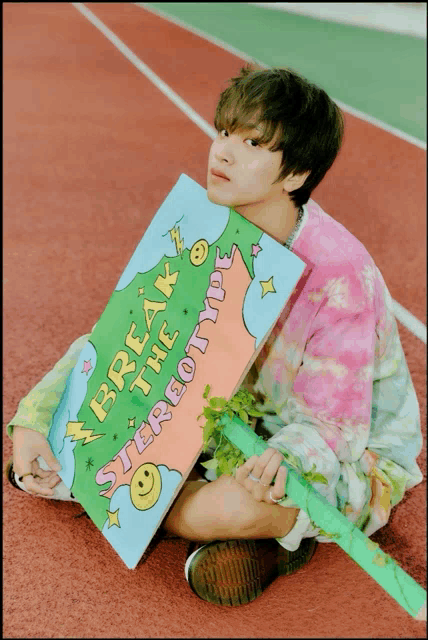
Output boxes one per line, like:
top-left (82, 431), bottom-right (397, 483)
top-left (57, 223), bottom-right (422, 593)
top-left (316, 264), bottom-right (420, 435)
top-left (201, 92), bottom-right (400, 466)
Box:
top-left (145, 2), bottom-right (426, 143)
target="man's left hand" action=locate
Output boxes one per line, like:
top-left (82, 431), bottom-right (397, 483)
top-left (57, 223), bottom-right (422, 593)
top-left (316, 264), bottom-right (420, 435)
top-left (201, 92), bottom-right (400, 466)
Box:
top-left (235, 447), bottom-right (288, 504)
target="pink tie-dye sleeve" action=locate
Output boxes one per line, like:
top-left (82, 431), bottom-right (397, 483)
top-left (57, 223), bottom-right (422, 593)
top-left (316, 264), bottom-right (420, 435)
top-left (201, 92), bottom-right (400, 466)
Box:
top-left (290, 268), bottom-right (377, 463)
top-left (266, 265), bottom-right (378, 547)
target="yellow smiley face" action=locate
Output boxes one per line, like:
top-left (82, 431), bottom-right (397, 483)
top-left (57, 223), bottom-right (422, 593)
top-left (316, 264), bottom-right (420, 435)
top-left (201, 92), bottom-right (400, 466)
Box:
top-left (130, 463), bottom-right (162, 511)
top-left (190, 239), bottom-right (209, 266)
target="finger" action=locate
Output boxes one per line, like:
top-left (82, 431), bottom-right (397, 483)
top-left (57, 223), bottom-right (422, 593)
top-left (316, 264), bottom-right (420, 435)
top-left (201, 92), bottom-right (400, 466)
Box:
top-left (31, 461), bottom-right (51, 479)
top-left (251, 448), bottom-right (277, 475)
top-left (268, 465), bottom-right (288, 503)
top-left (31, 461), bottom-right (61, 485)
top-left (235, 455), bottom-right (258, 484)
top-left (235, 456), bottom-right (266, 501)
top-left (252, 448), bottom-right (282, 482)
top-left (46, 473), bottom-right (62, 488)
top-left (260, 451), bottom-right (285, 487)
top-left (14, 457), bottom-right (37, 480)
top-left (34, 472), bottom-right (60, 488)
top-left (23, 475), bottom-right (55, 497)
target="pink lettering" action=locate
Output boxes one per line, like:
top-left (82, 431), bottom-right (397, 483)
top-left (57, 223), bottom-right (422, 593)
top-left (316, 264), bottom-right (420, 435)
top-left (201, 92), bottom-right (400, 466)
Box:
top-left (177, 356), bottom-right (196, 383)
top-left (113, 440), bottom-right (133, 474)
top-left (164, 375), bottom-right (187, 406)
top-left (185, 324), bottom-right (208, 354)
top-left (95, 465), bottom-right (118, 496)
top-left (148, 401), bottom-right (172, 435)
top-left (198, 297), bottom-right (219, 324)
top-left (134, 421), bottom-right (154, 454)
top-left (206, 271), bottom-right (225, 301)
top-left (215, 244), bottom-right (237, 269)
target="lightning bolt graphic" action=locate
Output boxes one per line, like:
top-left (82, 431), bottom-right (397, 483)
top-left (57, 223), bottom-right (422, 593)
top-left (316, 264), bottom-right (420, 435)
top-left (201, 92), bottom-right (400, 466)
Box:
top-left (66, 421), bottom-right (105, 445)
top-left (170, 226), bottom-right (184, 255)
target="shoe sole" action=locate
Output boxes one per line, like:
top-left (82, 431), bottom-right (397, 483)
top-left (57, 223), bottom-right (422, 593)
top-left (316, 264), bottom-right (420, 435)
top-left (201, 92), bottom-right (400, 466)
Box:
top-left (187, 537), bottom-right (317, 606)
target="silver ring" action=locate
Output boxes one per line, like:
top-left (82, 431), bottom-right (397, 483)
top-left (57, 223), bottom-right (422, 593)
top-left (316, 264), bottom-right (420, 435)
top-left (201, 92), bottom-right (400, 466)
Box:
top-left (269, 490), bottom-right (284, 504)
top-left (249, 472), bottom-right (271, 487)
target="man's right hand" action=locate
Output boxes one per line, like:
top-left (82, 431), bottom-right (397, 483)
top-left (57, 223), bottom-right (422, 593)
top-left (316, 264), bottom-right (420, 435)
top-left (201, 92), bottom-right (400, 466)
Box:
top-left (12, 425), bottom-right (62, 496)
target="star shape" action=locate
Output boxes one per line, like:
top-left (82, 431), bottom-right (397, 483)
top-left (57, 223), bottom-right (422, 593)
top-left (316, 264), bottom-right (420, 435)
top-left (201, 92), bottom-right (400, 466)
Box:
top-left (260, 276), bottom-right (276, 298)
top-left (82, 360), bottom-right (93, 375)
top-left (106, 508), bottom-right (120, 528)
top-left (138, 287), bottom-right (145, 296)
top-left (128, 417), bottom-right (136, 429)
top-left (251, 244), bottom-right (262, 257)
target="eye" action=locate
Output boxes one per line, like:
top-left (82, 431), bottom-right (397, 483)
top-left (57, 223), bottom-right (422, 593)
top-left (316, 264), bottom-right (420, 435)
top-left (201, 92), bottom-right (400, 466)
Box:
top-left (245, 138), bottom-right (259, 147)
top-left (219, 129), bottom-right (229, 137)
top-left (144, 470), bottom-right (150, 477)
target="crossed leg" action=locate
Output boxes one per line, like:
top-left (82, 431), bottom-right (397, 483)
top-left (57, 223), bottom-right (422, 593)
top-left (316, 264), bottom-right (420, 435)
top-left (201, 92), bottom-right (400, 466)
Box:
top-left (162, 473), bottom-right (299, 542)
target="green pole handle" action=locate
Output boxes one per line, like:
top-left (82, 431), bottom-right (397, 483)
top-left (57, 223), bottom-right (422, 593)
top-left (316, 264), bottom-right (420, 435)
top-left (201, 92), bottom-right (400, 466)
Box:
top-left (220, 414), bottom-right (427, 620)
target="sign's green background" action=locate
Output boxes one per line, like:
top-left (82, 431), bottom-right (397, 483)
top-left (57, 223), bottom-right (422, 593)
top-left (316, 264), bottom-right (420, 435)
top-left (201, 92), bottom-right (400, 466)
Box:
top-left (71, 211), bottom-right (262, 529)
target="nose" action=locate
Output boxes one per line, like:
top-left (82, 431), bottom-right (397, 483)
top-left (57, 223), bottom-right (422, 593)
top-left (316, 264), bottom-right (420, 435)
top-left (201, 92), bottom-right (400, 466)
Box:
top-left (213, 137), bottom-right (234, 165)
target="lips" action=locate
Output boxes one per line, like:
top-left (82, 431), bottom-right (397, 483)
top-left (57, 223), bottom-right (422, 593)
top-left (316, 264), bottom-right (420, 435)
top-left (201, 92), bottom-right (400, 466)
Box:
top-left (210, 168), bottom-right (230, 181)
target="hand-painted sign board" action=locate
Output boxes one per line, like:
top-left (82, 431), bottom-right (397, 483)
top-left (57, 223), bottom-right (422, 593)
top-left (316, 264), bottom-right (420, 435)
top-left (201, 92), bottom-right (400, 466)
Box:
top-left (48, 173), bottom-right (306, 569)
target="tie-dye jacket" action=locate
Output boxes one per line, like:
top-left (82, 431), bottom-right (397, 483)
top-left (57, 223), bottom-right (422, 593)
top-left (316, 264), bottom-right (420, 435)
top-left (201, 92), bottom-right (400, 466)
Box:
top-left (6, 200), bottom-right (423, 550)
top-left (243, 200), bottom-right (423, 548)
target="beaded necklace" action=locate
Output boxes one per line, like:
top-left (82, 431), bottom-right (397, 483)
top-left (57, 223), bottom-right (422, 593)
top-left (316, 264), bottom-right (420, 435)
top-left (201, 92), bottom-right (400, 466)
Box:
top-left (284, 205), bottom-right (304, 250)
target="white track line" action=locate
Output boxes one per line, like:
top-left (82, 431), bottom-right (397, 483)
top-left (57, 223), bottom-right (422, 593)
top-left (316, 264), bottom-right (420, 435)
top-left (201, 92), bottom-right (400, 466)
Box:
top-left (392, 300), bottom-right (427, 345)
top-left (72, 3), bottom-right (217, 139)
top-left (73, 3), bottom-right (427, 344)
top-left (137, 2), bottom-right (426, 151)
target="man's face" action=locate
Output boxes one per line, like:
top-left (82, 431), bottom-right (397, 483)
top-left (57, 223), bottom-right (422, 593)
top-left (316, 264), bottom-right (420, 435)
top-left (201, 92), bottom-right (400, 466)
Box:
top-left (206, 126), bottom-right (285, 217)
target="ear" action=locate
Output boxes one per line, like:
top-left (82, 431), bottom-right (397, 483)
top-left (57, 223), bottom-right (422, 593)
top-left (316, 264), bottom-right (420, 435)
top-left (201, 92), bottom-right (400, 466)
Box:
top-left (282, 170), bottom-right (310, 193)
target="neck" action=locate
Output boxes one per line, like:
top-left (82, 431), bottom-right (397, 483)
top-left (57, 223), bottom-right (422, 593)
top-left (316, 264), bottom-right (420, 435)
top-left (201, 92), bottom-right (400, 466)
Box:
top-left (234, 196), bottom-right (299, 245)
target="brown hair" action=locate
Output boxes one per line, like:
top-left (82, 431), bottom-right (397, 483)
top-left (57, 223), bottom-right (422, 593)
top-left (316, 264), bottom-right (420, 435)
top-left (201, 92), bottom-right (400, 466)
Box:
top-left (214, 64), bottom-right (344, 208)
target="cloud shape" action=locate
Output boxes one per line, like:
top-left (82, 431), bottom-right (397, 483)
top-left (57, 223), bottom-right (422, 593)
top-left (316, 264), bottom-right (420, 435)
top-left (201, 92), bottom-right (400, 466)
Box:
top-left (115, 174), bottom-right (230, 291)
top-left (101, 464), bottom-right (182, 569)
top-left (243, 234), bottom-right (306, 348)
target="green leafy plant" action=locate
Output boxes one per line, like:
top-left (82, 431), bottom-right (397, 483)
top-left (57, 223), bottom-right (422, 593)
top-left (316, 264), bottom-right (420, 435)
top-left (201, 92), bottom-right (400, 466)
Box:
top-left (300, 463), bottom-right (329, 486)
top-left (198, 384), bottom-right (328, 488)
top-left (197, 384), bottom-right (263, 477)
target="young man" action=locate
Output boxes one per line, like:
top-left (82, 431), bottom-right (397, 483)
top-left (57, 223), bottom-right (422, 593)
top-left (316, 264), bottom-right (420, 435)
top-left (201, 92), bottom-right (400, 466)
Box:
top-left (7, 66), bottom-right (423, 607)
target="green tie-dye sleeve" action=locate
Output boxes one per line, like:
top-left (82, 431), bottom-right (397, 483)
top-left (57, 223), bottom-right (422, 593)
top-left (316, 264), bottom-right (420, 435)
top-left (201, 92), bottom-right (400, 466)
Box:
top-left (6, 332), bottom-right (92, 439)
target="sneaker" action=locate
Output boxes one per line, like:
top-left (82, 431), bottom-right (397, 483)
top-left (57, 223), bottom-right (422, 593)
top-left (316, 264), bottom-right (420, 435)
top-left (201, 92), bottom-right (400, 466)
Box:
top-left (4, 458), bottom-right (23, 491)
top-left (185, 537), bottom-right (317, 606)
